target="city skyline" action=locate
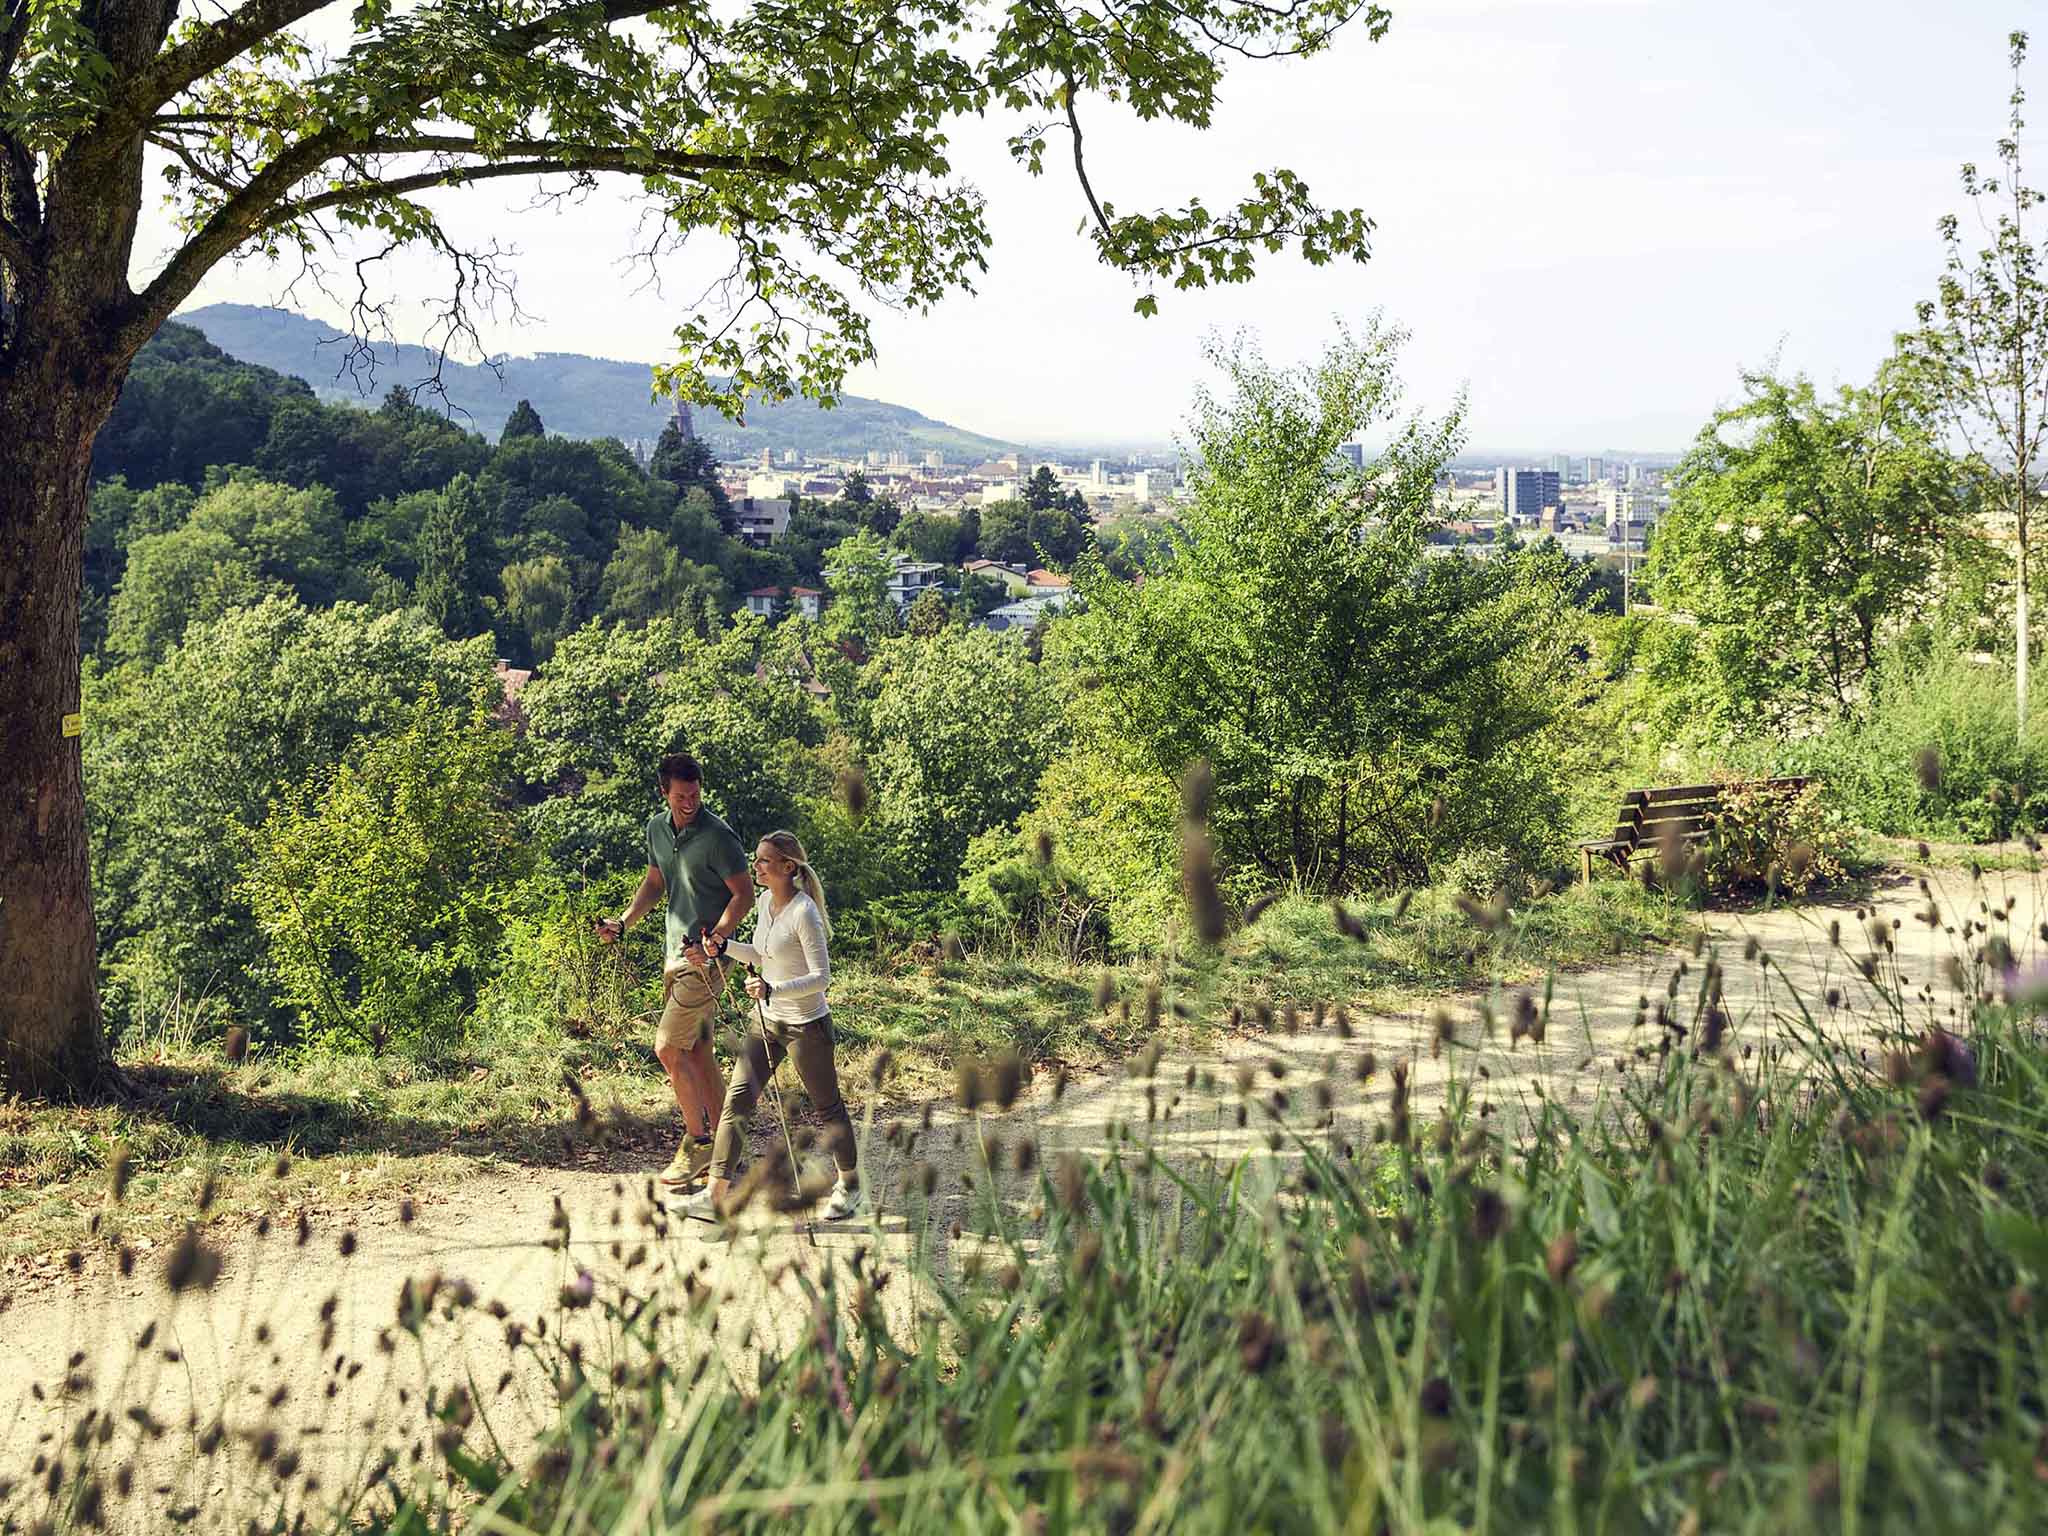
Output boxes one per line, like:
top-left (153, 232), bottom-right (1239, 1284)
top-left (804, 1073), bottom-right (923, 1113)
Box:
top-left (154, 0), bottom-right (2035, 449)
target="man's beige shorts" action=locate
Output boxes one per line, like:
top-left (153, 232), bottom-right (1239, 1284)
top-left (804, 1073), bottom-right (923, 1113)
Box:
top-left (656, 959), bottom-right (732, 1054)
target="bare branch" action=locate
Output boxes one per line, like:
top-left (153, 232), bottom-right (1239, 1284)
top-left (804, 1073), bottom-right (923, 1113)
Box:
top-left (1062, 73), bottom-right (1114, 242)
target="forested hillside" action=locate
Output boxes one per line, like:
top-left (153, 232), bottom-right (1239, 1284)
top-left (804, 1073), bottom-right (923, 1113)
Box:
top-left (181, 303), bottom-right (1025, 457)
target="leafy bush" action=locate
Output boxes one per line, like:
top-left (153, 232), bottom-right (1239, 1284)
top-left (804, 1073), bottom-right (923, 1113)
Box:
top-left (478, 869), bottom-right (653, 1042)
top-left (84, 598), bottom-right (500, 1041)
top-left (958, 825), bottom-right (1112, 961)
top-left (241, 700), bottom-right (531, 1054)
top-left (848, 627), bottom-right (1066, 891)
top-left (1437, 842), bottom-right (1524, 902)
top-left (1698, 778), bottom-right (1853, 894)
top-left (1056, 328), bottom-right (1586, 901)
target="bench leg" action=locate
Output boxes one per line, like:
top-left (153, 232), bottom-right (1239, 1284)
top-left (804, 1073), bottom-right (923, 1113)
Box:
top-left (1580, 847), bottom-right (1594, 884)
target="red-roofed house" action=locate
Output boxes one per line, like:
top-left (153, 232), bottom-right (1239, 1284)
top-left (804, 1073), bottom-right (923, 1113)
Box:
top-left (790, 586), bottom-right (824, 622)
top-left (744, 586), bottom-right (783, 618)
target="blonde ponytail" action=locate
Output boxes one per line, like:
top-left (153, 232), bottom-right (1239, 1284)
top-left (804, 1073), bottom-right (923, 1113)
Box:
top-left (764, 829), bottom-right (831, 938)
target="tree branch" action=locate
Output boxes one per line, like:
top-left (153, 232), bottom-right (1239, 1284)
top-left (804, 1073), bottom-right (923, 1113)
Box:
top-left (1062, 72), bottom-right (1115, 243)
top-left (98, 0), bottom-right (691, 153)
top-left (268, 154), bottom-right (690, 226)
top-left (0, 0), bottom-right (30, 93)
top-left (88, 0), bottom-right (340, 155)
top-left (347, 135), bottom-right (799, 177)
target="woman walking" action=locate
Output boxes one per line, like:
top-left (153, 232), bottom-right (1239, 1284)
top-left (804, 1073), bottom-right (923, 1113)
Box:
top-left (681, 830), bottom-right (861, 1226)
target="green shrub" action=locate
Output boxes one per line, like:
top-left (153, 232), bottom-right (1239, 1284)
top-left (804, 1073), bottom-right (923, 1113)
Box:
top-left (958, 825), bottom-right (1112, 960)
top-left (478, 868), bottom-right (652, 1042)
top-left (1437, 842), bottom-right (1524, 902)
top-left (241, 699), bottom-right (531, 1055)
top-left (1698, 778), bottom-right (1854, 894)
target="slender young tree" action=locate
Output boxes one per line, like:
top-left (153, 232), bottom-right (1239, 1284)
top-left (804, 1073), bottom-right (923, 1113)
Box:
top-left (0, 0), bottom-right (1387, 1096)
top-left (1914, 30), bottom-right (2048, 736)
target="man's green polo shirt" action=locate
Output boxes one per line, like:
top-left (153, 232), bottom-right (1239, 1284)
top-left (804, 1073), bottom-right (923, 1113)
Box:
top-left (645, 807), bottom-right (748, 960)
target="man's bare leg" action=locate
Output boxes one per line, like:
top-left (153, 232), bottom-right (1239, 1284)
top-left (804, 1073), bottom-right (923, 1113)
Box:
top-left (656, 1042), bottom-right (709, 1137)
top-left (680, 1038), bottom-right (724, 1137)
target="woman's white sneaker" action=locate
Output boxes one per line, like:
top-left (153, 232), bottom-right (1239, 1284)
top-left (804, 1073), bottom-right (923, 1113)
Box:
top-left (820, 1177), bottom-right (863, 1221)
top-left (677, 1187), bottom-right (717, 1222)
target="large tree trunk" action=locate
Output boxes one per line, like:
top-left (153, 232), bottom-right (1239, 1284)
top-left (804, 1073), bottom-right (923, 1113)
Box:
top-left (0, 0), bottom-right (173, 1096)
top-left (0, 353), bottom-right (122, 1098)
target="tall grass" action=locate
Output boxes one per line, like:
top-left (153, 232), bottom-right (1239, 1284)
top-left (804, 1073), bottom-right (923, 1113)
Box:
top-left (1778, 645), bottom-right (2048, 842)
top-left (13, 891), bottom-right (2048, 1532)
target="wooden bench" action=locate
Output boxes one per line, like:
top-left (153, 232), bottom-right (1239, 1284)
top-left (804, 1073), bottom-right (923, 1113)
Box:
top-left (1577, 777), bottom-right (1811, 883)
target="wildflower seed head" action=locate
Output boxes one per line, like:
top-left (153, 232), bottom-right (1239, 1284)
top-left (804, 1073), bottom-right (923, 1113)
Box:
top-left (108, 1146), bottom-right (133, 1204)
top-left (837, 766), bottom-right (870, 821)
top-left (955, 1060), bottom-right (984, 1111)
top-left (1915, 745), bottom-right (1942, 792)
top-left (1545, 1230), bottom-right (1580, 1285)
top-left (163, 1227), bottom-right (221, 1294)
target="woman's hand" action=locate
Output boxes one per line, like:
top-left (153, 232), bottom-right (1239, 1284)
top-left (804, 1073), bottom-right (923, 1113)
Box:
top-left (744, 974), bottom-right (773, 1002)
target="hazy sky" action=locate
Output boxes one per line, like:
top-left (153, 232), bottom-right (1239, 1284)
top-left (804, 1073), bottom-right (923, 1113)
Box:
top-left (162, 0), bottom-right (2039, 451)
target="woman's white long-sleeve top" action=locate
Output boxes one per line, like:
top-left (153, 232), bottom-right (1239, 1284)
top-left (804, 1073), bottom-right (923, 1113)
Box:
top-left (723, 891), bottom-right (831, 1026)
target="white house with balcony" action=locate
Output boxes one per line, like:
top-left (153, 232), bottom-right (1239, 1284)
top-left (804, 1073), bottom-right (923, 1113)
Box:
top-left (733, 496), bottom-right (792, 547)
top-left (885, 558), bottom-right (948, 611)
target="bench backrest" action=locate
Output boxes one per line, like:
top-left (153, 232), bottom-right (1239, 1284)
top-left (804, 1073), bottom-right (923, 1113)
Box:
top-left (1608, 777), bottom-right (1810, 849)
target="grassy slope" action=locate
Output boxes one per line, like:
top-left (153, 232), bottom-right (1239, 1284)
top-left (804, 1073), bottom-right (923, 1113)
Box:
top-left (0, 882), bottom-right (1693, 1268)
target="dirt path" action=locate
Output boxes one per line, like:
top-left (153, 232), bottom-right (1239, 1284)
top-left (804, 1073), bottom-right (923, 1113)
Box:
top-left (3, 865), bottom-right (2033, 1530)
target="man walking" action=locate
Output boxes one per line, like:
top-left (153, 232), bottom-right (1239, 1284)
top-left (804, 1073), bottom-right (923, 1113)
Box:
top-left (596, 751), bottom-right (753, 1186)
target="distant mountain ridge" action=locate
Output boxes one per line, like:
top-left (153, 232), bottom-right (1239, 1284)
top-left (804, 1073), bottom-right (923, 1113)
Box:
top-left (178, 303), bottom-right (1023, 460)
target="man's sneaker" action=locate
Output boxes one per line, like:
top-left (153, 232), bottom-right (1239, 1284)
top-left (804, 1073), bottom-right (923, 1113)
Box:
top-left (659, 1137), bottom-right (713, 1187)
top-left (819, 1177), bottom-right (863, 1221)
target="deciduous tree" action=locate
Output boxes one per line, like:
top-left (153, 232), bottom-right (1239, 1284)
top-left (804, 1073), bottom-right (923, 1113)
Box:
top-left (1912, 31), bottom-right (2048, 737)
top-left (1648, 363), bottom-right (1979, 732)
top-left (1061, 324), bottom-right (1575, 892)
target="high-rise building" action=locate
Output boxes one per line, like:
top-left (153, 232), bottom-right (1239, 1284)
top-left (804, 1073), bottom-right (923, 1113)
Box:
top-left (1339, 443), bottom-right (1366, 470)
top-left (925, 450), bottom-right (946, 470)
top-left (758, 447), bottom-right (773, 469)
top-left (1549, 453), bottom-right (1571, 479)
top-left (1498, 467), bottom-right (1561, 524)
top-left (1583, 456), bottom-right (1606, 485)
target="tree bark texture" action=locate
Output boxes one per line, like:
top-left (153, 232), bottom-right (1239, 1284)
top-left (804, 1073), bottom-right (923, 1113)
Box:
top-left (0, 355), bottom-right (122, 1097)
